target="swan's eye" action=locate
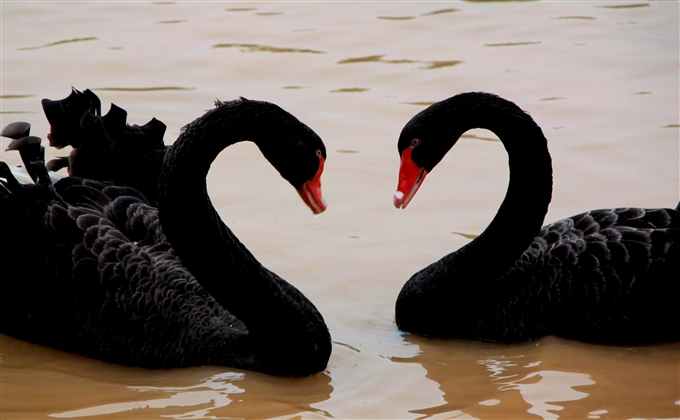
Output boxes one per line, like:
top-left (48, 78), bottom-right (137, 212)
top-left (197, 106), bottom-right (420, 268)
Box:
top-left (411, 138), bottom-right (421, 147)
top-left (316, 149), bottom-right (323, 158)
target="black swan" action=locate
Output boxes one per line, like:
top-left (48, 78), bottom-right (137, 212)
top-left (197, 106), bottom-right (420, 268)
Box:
top-left (393, 92), bottom-right (679, 344)
top-left (41, 87), bottom-right (168, 205)
top-left (0, 98), bottom-right (331, 376)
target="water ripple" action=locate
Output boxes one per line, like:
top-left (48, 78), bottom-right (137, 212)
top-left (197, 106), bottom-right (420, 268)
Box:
top-left (498, 371), bottom-right (595, 420)
top-left (50, 372), bottom-right (246, 419)
top-left (484, 41), bottom-right (541, 47)
top-left (338, 55), bottom-right (461, 70)
top-left (94, 86), bottom-right (195, 92)
top-left (330, 88), bottom-right (369, 93)
top-left (425, 60), bottom-right (462, 69)
top-left (422, 8), bottom-right (459, 16)
top-left (333, 341), bottom-right (361, 353)
top-left (555, 16), bottom-right (597, 20)
top-left (213, 43), bottom-right (325, 54)
top-left (451, 232), bottom-right (479, 239)
top-left (377, 16), bottom-right (416, 21)
top-left (597, 3), bottom-right (649, 8)
top-left (18, 37), bottom-right (97, 51)
top-left (461, 133), bottom-right (499, 142)
top-left (402, 101), bottom-right (436, 107)
top-left (375, 8), bottom-right (459, 20)
top-left (338, 54), bottom-right (392, 64)
top-left (0, 94), bottom-right (33, 99)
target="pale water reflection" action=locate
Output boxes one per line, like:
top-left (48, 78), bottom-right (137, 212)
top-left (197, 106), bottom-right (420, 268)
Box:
top-left (393, 336), bottom-right (679, 419)
top-left (63, 358), bottom-right (598, 419)
top-left (51, 373), bottom-right (246, 419)
top-left (2, 1), bottom-right (679, 419)
top-left (498, 370), bottom-right (595, 419)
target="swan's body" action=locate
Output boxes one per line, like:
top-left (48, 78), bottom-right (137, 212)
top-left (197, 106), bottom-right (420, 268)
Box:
top-left (394, 92), bottom-right (679, 344)
top-left (0, 98), bottom-right (331, 376)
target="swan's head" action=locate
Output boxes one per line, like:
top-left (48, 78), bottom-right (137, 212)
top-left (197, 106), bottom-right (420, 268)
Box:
top-left (394, 92), bottom-right (545, 209)
top-left (287, 127), bottom-right (327, 215)
top-left (394, 94), bottom-right (488, 209)
top-left (253, 106), bottom-right (328, 215)
top-left (393, 102), bottom-right (451, 209)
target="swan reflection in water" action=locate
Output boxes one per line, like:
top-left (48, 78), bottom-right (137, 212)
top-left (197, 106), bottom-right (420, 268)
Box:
top-left (498, 371), bottom-right (595, 419)
top-left (51, 372), bottom-right (246, 419)
top-left (486, 360), bottom-right (596, 420)
top-left (50, 370), bottom-right (333, 419)
top-left (389, 335), bottom-right (608, 420)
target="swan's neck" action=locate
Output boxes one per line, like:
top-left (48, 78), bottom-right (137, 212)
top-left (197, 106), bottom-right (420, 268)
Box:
top-left (451, 105), bottom-right (553, 281)
top-left (396, 95), bottom-right (554, 336)
top-left (156, 103), bottom-right (323, 350)
top-left (157, 101), bottom-right (331, 374)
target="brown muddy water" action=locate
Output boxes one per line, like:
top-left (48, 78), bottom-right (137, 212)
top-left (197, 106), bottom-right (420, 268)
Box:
top-left (1, 2), bottom-right (678, 419)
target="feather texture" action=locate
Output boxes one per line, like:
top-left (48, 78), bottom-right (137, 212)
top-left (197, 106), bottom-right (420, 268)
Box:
top-left (395, 92), bottom-right (679, 344)
top-left (0, 99), bottom-right (331, 375)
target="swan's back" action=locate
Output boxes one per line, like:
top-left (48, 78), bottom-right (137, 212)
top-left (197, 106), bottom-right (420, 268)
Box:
top-left (0, 178), bottom-right (249, 367)
top-left (477, 207), bottom-right (680, 343)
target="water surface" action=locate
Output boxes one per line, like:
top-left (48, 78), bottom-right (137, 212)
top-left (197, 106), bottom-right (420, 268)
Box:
top-left (1, 2), bottom-right (678, 419)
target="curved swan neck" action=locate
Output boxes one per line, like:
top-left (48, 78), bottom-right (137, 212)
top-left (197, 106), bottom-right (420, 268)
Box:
top-left (420, 93), bottom-right (552, 278)
top-left (160, 100), bottom-right (274, 183)
top-left (434, 94), bottom-right (553, 279)
top-left (156, 100), bottom-right (315, 335)
top-left (153, 99), bottom-right (330, 374)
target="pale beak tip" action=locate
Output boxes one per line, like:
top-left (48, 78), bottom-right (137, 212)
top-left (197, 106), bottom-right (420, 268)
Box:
top-left (393, 190), bottom-right (406, 209)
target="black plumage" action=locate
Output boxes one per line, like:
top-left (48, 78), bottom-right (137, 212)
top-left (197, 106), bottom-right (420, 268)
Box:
top-left (394, 92), bottom-right (679, 344)
top-left (1, 122), bottom-right (50, 185)
top-left (0, 98), bottom-right (331, 376)
top-left (41, 87), bottom-right (168, 205)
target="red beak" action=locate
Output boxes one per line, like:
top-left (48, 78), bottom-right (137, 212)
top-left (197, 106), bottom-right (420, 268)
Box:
top-left (297, 156), bottom-right (327, 214)
top-left (394, 146), bottom-right (427, 209)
